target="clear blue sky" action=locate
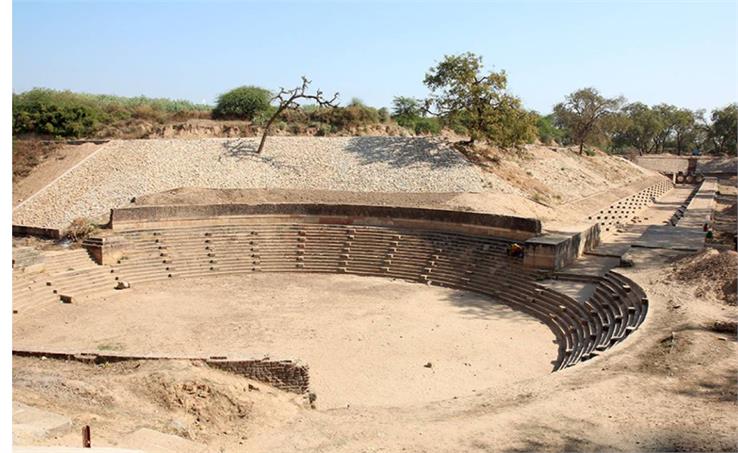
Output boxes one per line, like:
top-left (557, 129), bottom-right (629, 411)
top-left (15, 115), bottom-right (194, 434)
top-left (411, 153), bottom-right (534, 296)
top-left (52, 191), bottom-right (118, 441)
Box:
top-left (12, 0), bottom-right (738, 113)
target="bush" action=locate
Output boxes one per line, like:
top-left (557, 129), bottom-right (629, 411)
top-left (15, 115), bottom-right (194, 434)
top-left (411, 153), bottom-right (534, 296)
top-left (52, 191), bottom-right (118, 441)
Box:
top-left (311, 105), bottom-right (380, 129)
top-left (412, 117), bottom-right (441, 135)
top-left (13, 88), bottom-right (212, 138)
top-left (535, 113), bottom-right (565, 145)
top-left (64, 217), bottom-right (96, 241)
top-left (212, 86), bottom-right (271, 120)
top-left (395, 115), bottom-right (441, 135)
top-left (13, 89), bottom-right (102, 137)
top-left (377, 107), bottom-right (390, 122)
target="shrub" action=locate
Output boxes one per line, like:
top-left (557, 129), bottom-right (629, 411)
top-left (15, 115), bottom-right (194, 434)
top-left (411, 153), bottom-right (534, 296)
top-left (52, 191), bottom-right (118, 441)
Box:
top-left (13, 89), bottom-right (102, 137)
top-left (12, 88), bottom-right (212, 138)
top-left (391, 96), bottom-right (423, 119)
top-left (348, 97), bottom-right (366, 107)
top-left (377, 107), bottom-right (390, 122)
top-left (395, 114), bottom-right (441, 135)
top-left (535, 113), bottom-right (565, 145)
top-left (213, 86), bottom-right (271, 120)
top-left (412, 117), bottom-right (441, 135)
top-left (311, 105), bottom-right (380, 129)
top-left (64, 217), bottom-right (96, 241)
top-left (315, 123), bottom-right (332, 136)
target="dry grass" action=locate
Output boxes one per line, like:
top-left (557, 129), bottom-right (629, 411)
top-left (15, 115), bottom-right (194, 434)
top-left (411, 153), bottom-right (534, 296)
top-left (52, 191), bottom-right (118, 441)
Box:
top-left (64, 217), bottom-right (97, 241)
top-left (13, 140), bottom-right (62, 182)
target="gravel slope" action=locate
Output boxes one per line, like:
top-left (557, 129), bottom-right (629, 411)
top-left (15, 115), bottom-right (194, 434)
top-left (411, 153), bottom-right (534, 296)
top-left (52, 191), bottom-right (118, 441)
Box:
top-left (13, 137), bottom-right (513, 228)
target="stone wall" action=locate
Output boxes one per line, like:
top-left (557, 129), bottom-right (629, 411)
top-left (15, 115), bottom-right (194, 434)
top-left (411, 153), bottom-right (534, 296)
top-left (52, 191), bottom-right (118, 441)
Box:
top-left (524, 223), bottom-right (601, 270)
top-left (635, 155), bottom-right (737, 175)
top-left (206, 359), bottom-right (309, 394)
top-left (12, 225), bottom-right (62, 239)
top-left (12, 350), bottom-right (311, 394)
top-left (110, 203), bottom-right (541, 241)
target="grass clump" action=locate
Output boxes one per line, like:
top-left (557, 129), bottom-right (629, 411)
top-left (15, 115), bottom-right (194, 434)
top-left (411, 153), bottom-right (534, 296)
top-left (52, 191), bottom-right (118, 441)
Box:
top-left (64, 217), bottom-right (97, 241)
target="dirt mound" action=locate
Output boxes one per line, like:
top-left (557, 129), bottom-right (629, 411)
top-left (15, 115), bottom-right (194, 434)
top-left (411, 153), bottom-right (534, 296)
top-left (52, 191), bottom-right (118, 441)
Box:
top-left (134, 371), bottom-right (252, 440)
top-left (12, 357), bottom-right (301, 450)
top-left (672, 248), bottom-right (738, 305)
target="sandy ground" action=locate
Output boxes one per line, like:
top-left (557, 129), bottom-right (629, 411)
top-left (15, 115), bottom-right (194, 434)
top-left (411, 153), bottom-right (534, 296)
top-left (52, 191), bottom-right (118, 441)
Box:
top-left (13, 192), bottom-right (738, 451)
top-left (13, 357), bottom-right (302, 452)
top-left (13, 273), bottom-right (556, 409)
top-left (12, 137), bottom-right (734, 451)
top-left (13, 250), bottom-right (738, 451)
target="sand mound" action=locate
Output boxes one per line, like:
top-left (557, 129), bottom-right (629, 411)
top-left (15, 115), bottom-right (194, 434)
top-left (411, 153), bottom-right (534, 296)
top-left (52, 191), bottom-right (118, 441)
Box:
top-left (672, 248), bottom-right (738, 305)
top-left (135, 371), bottom-right (252, 440)
top-left (12, 357), bottom-right (300, 450)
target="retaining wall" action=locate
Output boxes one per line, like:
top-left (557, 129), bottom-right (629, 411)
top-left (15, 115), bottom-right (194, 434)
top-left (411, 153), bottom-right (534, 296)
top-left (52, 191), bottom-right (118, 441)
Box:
top-left (12, 349), bottom-right (310, 394)
top-left (12, 225), bottom-right (62, 239)
top-left (110, 203), bottom-right (541, 241)
top-left (635, 155), bottom-right (737, 176)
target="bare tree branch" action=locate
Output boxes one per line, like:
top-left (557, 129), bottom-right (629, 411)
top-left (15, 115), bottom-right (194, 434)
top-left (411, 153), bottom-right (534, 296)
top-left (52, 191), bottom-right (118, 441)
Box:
top-left (256, 76), bottom-right (339, 154)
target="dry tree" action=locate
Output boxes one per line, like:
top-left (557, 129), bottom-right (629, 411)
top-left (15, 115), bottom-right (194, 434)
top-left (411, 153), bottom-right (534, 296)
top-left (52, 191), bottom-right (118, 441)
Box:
top-left (257, 76), bottom-right (339, 154)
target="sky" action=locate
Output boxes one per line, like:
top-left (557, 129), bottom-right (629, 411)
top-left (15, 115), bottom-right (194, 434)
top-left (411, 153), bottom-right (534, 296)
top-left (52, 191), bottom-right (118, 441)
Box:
top-left (12, 0), bottom-right (738, 113)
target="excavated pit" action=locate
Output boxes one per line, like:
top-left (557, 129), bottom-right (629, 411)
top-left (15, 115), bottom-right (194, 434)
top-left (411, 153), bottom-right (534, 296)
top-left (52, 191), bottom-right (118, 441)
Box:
top-left (13, 273), bottom-right (557, 408)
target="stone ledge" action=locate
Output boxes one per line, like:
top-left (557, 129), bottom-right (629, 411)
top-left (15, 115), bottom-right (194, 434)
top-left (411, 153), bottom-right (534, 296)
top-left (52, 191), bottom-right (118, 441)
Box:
top-left (109, 203), bottom-right (541, 241)
top-left (12, 349), bottom-right (310, 395)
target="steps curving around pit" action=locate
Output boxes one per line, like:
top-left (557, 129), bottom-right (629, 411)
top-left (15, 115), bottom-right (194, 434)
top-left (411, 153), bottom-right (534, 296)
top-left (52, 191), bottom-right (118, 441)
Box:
top-left (13, 214), bottom-right (651, 374)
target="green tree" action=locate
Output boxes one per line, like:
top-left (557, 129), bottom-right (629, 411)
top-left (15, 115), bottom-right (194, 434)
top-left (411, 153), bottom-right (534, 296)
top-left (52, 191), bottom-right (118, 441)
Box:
top-left (553, 88), bottom-right (624, 154)
top-left (707, 104), bottom-right (737, 155)
top-left (671, 108), bottom-right (698, 155)
top-left (600, 110), bottom-right (631, 152)
top-left (213, 86), bottom-right (271, 120)
top-left (652, 103), bottom-right (678, 152)
top-left (616, 103), bottom-right (664, 154)
top-left (423, 52), bottom-right (534, 147)
top-left (391, 96), bottom-right (423, 120)
top-left (532, 112), bottom-right (565, 145)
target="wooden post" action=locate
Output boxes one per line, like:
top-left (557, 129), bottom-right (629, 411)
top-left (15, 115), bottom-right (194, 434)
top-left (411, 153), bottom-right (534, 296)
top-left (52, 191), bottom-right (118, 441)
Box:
top-left (82, 425), bottom-right (91, 448)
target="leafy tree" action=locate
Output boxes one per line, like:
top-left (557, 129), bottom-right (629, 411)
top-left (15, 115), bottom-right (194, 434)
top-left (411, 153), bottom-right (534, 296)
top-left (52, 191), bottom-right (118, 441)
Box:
top-left (553, 88), bottom-right (624, 154)
top-left (671, 108), bottom-right (698, 155)
top-left (707, 104), bottom-right (737, 155)
top-left (423, 52), bottom-right (534, 147)
top-left (600, 110), bottom-right (631, 152)
top-left (651, 103), bottom-right (678, 152)
top-left (213, 86), bottom-right (271, 120)
top-left (391, 96), bottom-right (441, 135)
top-left (391, 96), bottom-right (423, 119)
top-left (532, 112), bottom-right (565, 145)
top-left (617, 102), bottom-right (664, 154)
